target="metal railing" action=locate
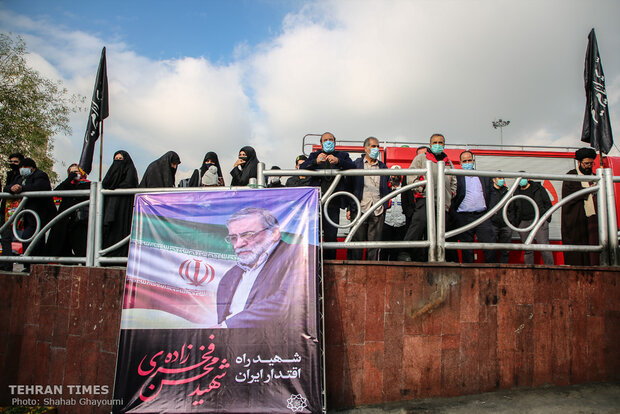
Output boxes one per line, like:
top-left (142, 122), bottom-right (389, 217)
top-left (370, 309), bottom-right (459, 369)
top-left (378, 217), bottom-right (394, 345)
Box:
top-left (262, 161), bottom-right (619, 266)
top-left (0, 162), bottom-right (617, 269)
top-left (0, 185), bottom-right (255, 268)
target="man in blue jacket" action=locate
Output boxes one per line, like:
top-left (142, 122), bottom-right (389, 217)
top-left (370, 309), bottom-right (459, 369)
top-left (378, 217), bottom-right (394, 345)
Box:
top-left (347, 137), bottom-right (389, 260)
top-left (300, 132), bottom-right (355, 259)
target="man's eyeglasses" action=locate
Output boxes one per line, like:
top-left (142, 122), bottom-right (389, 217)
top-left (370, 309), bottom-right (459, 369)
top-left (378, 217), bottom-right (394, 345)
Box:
top-left (225, 228), bottom-right (268, 244)
top-left (461, 159), bottom-right (474, 163)
top-left (581, 161), bottom-right (594, 167)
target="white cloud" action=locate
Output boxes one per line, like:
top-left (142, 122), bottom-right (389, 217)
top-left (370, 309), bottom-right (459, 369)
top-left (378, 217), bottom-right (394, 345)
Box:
top-left (1, 0), bottom-right (619, 181)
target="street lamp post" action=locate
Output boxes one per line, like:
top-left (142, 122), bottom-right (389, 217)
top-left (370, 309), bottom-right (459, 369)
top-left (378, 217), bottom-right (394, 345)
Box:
top-left (492, 119), bottom-right (510, 147)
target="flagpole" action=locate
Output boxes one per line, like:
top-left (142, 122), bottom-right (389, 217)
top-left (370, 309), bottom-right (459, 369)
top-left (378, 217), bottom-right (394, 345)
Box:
top-left (99, 119), bottom-right (104, 180)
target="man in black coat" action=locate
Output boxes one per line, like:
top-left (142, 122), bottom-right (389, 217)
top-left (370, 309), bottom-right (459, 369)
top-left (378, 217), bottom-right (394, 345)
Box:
top-left (6, 158), bottom-right (57, 267)
top-left (1, 153), bottom-right (24, 271)
top-left (489, 176), bottom-right (513, 263)
top-left (285, 155), bottom-right (312, 187)
top-left (216, 207), bottom-right (315, 330)
top-left (450, 151), bottom-right (495, 263)
top-left (513, 174), bottom-right (554, 265)
top-left (300, 132), bottom-right (355, 259)
top-left (561, 147), bottom-right (598, 265)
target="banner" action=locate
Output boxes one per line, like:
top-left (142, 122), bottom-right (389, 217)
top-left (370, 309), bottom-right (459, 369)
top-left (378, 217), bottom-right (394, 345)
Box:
top-left (113, 188), bottom-right (323, 413)
top-left (581, 28), bottom-right (613, 154)
top-left (79, 46), bottom-right (109, 174)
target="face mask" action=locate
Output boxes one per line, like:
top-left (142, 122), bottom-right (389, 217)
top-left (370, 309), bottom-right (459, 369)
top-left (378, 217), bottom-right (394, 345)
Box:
top-left (239, 156), bottom-right (248, 162)
top-left (390, 177), bottom-right (401, 185)
top-left (497, 179), bottom-right (505, 187)
top-left (461, 162), bottom-right (474, 170)
top-left (8, 163), bottom-right (19, 171)
top-left (369, 147), bottom-right (380, 160)
top-left (20, 168), bottom-right (32, 177)
top-left (579, 166), bottom-right (593, 175)
top-left (430, 144), bottom-right (444, 155)
top-left (72, 172), bottom-right (81, 180)
top-left (322, 140), bottom-right (335, 153)
top-left (268, 177), bottom-right (280, 185)
top-left (519, 178), bottom-right (528, 187)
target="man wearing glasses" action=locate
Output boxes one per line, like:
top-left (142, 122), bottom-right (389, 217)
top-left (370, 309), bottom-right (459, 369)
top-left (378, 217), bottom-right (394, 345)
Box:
top-left (216, 207), bottom-right (310, 328)
top-left (561, 147), bottom-right (598, 265)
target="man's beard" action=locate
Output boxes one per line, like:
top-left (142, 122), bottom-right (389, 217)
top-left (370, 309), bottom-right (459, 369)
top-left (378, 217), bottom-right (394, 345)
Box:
top-left (235, 233), bottom-right (276, 268)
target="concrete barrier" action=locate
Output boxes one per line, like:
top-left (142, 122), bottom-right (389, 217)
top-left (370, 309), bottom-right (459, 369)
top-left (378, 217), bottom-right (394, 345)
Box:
top-left (0, 263), bottom-right (618, 412)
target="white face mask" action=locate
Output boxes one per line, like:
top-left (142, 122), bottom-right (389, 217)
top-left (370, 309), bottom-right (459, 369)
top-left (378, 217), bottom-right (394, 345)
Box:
top-left (20, 167), bottom-right (32, 177)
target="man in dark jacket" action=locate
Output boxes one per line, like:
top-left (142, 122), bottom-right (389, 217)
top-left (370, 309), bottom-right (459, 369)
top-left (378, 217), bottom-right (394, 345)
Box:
top-left (513, 175), bottom-right (553, 265)
top-left (561, 147), bottom-right (598, 265)
top-left (300, 132), bottom-right (355, 259)
top-left (1, 153), bottom-right (24, 271)
top-left (285, 155), bottom-right (312, 187)
top-left (6, 158), bottom-right (57, 268)
top-left (346, 137), bottom-right (389, 260)
top-left (450, 151), bottom-right (494, 263)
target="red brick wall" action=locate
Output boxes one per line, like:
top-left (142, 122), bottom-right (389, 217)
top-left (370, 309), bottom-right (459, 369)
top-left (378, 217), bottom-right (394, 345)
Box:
top-left (324, 263), bottom-right (620, 408)
top-left (1, 264), bottom-right (619, 412)
top-left (0, 265), bottom-right (124, 413)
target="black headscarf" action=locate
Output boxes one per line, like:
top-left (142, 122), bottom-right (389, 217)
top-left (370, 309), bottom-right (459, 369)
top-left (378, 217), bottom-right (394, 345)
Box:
top-left (139, 151), bottom-right (181, 188)
top-left (230, 146), bottom-right (258, 186)
top-left (102, 150), bottom-right (140, 256)
top-left (102, 150), bottom-right (139, 190)
top-left (189, 151), bottom-right (224, 187)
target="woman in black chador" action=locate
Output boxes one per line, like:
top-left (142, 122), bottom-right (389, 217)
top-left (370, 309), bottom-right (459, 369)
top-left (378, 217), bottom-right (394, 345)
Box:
top-left (139, 151), bottom-right (181, 188)
top-left (46, 164), bottom-right (91, 257)
top-left (102, 150), bottom-right (139, 257)
top-left (230, 146), bottom-right (258, 186)
top-left (189, 151), bottom-right (225, 187)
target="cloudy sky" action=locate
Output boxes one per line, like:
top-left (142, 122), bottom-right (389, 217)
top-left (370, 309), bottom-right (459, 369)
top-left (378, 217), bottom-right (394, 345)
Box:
top-left (1, 0), bottom-right (619, 182)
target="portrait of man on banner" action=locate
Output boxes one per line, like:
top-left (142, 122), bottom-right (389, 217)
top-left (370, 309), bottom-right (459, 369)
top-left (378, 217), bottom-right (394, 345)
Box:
top-left (216, 207), bottom-right (312, 330)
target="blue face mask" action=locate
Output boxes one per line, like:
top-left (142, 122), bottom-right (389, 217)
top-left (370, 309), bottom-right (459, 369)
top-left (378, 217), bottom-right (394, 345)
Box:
top-left (461, 162), bottom-right (474, 170)
top-left (369, 147), bottom-right (380, 160)
top-left (519, 178), bottom-right (528, 187)
top-left (20, 167), bottom-right (32, 177)
top-left (497, 179), bottom-right (505, 187)
top-left (430, 144), bottom-right (444, 155)
top-left (322, 140), bottom-right (335, 153)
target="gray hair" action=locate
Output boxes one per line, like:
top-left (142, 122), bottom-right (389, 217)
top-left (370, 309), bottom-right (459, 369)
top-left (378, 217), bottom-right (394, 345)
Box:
top-left (363, 136), bottom-right (379, 147)
top-left (226, 207), bottom-right (280, 231)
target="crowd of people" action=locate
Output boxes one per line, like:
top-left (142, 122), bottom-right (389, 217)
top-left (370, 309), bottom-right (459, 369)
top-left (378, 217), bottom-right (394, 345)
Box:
top-left (0, 134), bottom-right (601, 270)
top-left (296, 132), bottom-right (600, 265)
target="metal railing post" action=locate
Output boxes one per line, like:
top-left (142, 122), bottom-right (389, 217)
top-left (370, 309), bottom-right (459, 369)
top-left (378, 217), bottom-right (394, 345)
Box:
top-left (604, 169), bottom-right (618, 265)
top-left (257, 162), bottom-right (265, 188)
top-left (426, 160), bottom-right (438, 262)
top-left (596, 169), bottom-right (609, 266)
top-left (84, 182), bottom-right (98, 266)
top-left (94, 182), bottom-right (104, 267)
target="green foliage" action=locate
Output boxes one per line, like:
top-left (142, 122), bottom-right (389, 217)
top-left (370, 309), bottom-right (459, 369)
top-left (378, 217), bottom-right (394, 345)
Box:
top-left (0, 33), bottom-right (84, 182)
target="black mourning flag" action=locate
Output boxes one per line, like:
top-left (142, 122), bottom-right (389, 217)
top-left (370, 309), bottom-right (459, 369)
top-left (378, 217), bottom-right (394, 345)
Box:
top-left (79, 47), bottom-right (109, 174)
top-left (581, 29), bottom-right (613, 154)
